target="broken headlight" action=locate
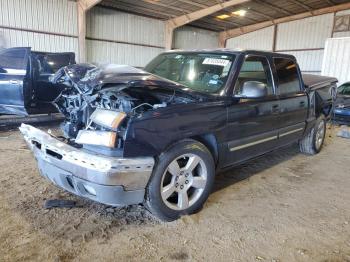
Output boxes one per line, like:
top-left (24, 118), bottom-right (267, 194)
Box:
top-left (75, 130), bottom-right (117, 148)
top-left (75, 109), bottom-right (127, 148)
top-left (90, 108), bottom-right (126, 130)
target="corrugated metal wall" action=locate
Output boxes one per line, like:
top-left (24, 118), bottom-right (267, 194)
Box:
top-left (322, 37), bottom-right (350, 85)
top-left (86, 7), bottom-right (165, 66)
top-left (0, 0), bottom-right (78, 54)
top-left (226, 26), bottom-right (274, 51)
top-left (86, 8), bottom-right (221, 66)
top-left (173, 26), bottom-right (219, 50)
top-left (225, 9), bottom-right (350, 76)
top-left (276, 14), bottom-right (334, 50)
top-left (276, 14), bottom-right (334, 74)
top-left (0, 1), bottom-right (221, 67)
top-left (86, 40), bottom-right (163, 67)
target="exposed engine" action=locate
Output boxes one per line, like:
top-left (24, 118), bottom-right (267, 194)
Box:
top-left (51, 64), bottom-right (195, 140)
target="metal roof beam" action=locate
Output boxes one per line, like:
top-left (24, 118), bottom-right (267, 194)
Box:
top-left (289, 0), bottom-right (312, 11)
top-left (253, 0), bottom-right (294, 16)
top-left (165, 0), bottom-right (251, 50)
top-left (219, 2), bottom-right (350, 47)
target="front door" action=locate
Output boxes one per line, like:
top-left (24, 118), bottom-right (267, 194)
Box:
top-left (0, 47), bottom-right (30, 115)
top-left (224, 55), bottom-right (280, 167)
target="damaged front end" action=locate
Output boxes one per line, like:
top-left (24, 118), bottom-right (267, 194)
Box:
top-left (19, 63), bottom-right (199, 206)
top-left (51, 63), bottom-right (197, 156)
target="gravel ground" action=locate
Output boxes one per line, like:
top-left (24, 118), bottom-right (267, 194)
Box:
top-left (0, 124), bottom-right (350, 262)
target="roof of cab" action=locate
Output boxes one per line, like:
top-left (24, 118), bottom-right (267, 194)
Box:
top-left (162, 48), bottom-right (297, 60)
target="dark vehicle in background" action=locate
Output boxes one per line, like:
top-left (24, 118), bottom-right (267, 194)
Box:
top-left (20, 50), bottom-right (337, 221)
top-left (333, 82), bottom-right (350, 125)
top-left (0, 47), bottom-right (75, 115)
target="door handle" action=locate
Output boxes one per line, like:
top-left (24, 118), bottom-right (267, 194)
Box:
top-left (9, 80), bottom-right (19, 85)
top-left (299, 101), bottom-right (306, 107)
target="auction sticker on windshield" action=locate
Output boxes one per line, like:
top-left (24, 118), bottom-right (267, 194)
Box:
top-left (203, 58), bottom-right (230, 67)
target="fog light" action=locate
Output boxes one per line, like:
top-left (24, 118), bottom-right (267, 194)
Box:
top-left (83, 184), bottom-right (97, 196)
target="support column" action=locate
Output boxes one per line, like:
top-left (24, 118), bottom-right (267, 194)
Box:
top-left (165, 22), bottom-right (175, 50)
top-left (77, 0), bottom-right (102, 62)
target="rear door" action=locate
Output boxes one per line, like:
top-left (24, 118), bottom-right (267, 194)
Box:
top-left (0, 47), bottom-right (30, 115)
top-left (273, 57), bottom-right (308, 145)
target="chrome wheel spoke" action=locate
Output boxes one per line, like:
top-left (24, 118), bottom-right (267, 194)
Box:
top-left (191, 177), bottom-right (207, 189)
top-left (184, 155), bottom-right (200, 172)
top-left (177, 191), bottom-right (189, 209)
top-left (161, 183), bottom-right (176, 200)
top-left (161, 153), bottom-right (208, 211)
top-left (315, 121), bottom-right (325, 149)
top-left (167, 160), bottom-right (180, 176)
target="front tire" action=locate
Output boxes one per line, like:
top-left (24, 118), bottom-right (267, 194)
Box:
top-left (299, 114), bottom-right (326, 155)
top-left (144, 139), bottom-right (215, 221)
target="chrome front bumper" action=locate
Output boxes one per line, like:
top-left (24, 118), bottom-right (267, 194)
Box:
top-left (19, 124), bottom-right (155, 206)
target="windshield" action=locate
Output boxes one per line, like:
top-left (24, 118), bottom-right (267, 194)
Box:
top-left (144, 53), bottom-right (235, 94)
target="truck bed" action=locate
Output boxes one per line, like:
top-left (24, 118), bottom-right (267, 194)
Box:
top-left (302, 74), bottom-right (338, 89)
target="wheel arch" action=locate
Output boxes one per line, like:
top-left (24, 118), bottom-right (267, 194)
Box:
top-left (189, 134), bottom-right (219, 166)
top-left (159, 134), bottom-right (219, 167)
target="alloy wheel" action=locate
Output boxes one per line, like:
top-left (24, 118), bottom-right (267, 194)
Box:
top-left (160, 154), bottom-right (208, 211)
top-left (315, 120), bottom-right (325, 150)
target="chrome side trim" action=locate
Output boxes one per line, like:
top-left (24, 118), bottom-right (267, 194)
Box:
top-left (230, 135), bottom-right (277, 152)
top-left (279, 128), bottom-right (304, 138)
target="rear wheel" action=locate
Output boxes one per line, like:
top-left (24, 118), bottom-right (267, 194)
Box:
top-left (299, 114), bottom-right (326, 155)
top-left (144, 140), bottom-right (215, 221)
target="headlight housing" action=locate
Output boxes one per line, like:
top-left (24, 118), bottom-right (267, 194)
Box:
top-left (75, 130), bottom-right (117, 148)
top-left (90, 108), bottom-right (126, 130)
top-left (75, 109), bottom-right (127, 148)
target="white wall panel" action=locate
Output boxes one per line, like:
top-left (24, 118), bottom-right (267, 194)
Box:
top-left (333, 31), bottom-right (350, 38)
top-left (87, 7), bottom-right (164, 47)
top-left (0, 0), bottom-right (77, 35)
top-left (336, 9), bottom-right (350, 16)
top-left (322, 37), bottom-right (350, 85)
top-left (276, 14), bottom-right (334, 50)
top-left (281, 50), bottom-right (324, 73)
top-left (0, 28), bottom-right (78, 54)
top-left (87, 40), bottom-right (163, 67)
top-left (173, 26), bottom-right (219, 50)
top-left (226, 26), bottom-right (274, 51)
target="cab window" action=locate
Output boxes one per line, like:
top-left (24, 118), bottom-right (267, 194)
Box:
top-left (234, 55), bottom-right (274, 96)
top-left (0, 48), bottom-right (27, 72)
top-left (274, 58), bottom-right (301, 95)
top-left (36, 54), bottom-right (74, 74)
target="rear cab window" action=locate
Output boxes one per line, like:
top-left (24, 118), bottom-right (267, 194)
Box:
top-left (273, 57), bottom-right (301, 95)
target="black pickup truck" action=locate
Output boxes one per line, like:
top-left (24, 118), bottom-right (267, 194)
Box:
top-left (20, 50), bottom-right (337, 221)
top-left (0, 47), bottom-right (75, 115)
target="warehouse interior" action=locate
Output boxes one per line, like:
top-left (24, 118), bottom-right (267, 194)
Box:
top-left (0, 0), bottom-right (349, 73)
top-left (1, 0), bottom-right (350, 261)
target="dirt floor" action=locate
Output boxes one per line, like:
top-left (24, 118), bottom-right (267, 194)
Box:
top-left (1, 124), bottom-right (350, 262)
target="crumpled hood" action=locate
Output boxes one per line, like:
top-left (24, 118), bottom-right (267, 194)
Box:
top-left (51, 63), bottom-right (193, 95)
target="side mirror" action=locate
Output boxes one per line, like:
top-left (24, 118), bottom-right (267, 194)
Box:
top-left (238, 81), bottom-right (267, 98)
